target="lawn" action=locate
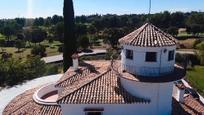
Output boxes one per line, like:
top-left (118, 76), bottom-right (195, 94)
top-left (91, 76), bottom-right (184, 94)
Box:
top-left (177, 32), bottom-right (193, 37)
top-left (186, 66), bottom-right (204, 96)
top-left (178, 38), bottom-right (197, 49)
top-left (0, 33), bottom-right (5, 39)
top-left (0, 40), bottom-right (62, 59)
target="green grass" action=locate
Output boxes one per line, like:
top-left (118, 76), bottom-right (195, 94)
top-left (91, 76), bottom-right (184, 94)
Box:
top-left (0, 40), bottom-right (62, 59)
top-left (0, 33), bottom-right (5, 40)
top-left (40, 40), bottom-right (62, 47)
top-left (46, 47), bottom-right (61, 56)
top-left (198, 33), bottom-right (204, 37)
top-left (0, 47), bottom-right (61, 59)
top-left (0, 47), bottom-right (30, 59)
top-left (186, 66), bottom-right (204, 96)
top-left (177, 32), bottom-right (193, 37)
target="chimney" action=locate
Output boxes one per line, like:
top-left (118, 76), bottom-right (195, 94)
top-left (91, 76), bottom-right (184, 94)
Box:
top-left (72, 53), bottom-right (79, 70)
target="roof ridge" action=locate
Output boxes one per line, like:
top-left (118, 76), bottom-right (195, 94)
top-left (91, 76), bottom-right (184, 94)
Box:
top-left (148, 24), bottom-right (177, 44)
top-left (129, 23), bottom-right (149, 44)
top-left (57, 69), bottom-right (111, 102)
top-left (55, 68), bottom-right (89, 87)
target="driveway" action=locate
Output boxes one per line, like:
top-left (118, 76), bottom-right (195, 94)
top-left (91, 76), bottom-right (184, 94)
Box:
top-left (42, 49), bottom-right (107, 64)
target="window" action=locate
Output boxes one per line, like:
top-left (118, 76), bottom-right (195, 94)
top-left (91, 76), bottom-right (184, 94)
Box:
top-left (84, 108), bottom-right (103, 115)
top-left (86, 112), bottom-right (102, 115)
top-left (126, 49), bottom-right (133, 60)
top-left (168, 50), bottom-right (175, 61)
top-left (145, 52), bottom-right (157, 62)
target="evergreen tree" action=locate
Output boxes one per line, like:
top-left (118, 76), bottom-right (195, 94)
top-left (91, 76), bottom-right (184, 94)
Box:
top-left (63, 0), bottom-right (77, 72)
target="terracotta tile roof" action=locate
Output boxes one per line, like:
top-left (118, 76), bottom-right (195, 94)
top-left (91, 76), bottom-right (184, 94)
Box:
top-left (57, 69), bottom-right (149, 104)
top-left (56, 68), bottom-right (92, 88)
top-left (182, 95), bottom-right (204, 114)
top-left (119, 23), bottom-right (177, 47)
top-left (112, 60), bottom-right (185, 83)
top-left (172, 96), bottom-right (204, 115)
top-left (55, 60), bottom-right (111, 88)
top-left (4, 60), bottom-right (203, 115)
top-left (56, 67), bottom-right (87, 86)
top-left (3, 87), bottom-right (61, 115)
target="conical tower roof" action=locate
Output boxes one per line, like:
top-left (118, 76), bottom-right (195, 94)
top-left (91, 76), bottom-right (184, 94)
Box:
top-left (119, 23), bottom-right (177, 47)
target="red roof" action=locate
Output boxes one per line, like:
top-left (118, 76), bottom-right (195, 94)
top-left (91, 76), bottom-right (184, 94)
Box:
top-left (57, 69), bottom-right (149, 104)
top-left (119, 23), bottom-right (177, 47)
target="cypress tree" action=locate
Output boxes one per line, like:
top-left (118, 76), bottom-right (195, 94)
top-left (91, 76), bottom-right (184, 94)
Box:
top-left (63, 0), bottom-right (76, 72)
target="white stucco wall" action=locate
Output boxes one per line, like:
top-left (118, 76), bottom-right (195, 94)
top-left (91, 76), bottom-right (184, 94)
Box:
top-left (121, 45), bottom-right (176, 76)
top-left (61, 104), bottom-right (153, 115)
top-left (60, 79), bottom-right (174, 115)
top-left (120, 77), bottom-right (173, 115)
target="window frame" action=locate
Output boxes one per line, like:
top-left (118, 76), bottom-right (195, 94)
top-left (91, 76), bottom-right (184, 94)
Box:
top-left (145, 52), bottom-right (157, 62)
top-left (168, 50), bottom-right (175, 61)
top-left (126, 49), bottom-right (133, 60)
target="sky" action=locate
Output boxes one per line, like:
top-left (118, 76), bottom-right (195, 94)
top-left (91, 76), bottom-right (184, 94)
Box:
top-left (0, 0), bottom-right (204, 19)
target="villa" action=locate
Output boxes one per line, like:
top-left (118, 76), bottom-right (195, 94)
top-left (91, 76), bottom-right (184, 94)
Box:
top-left (3, 23), bottom-right (204, 115)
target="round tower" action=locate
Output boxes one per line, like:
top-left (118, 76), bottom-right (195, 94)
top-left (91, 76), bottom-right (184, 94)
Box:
top-left (118, 23), bottom-right (185, 115)
top-left (119, 23), bottom-right (177, 77)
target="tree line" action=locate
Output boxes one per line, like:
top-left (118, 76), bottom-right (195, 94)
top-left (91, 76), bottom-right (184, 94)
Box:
top-left (0, 11), bottom-right (204, 46)
top-left (0, 11), bottom-right (204, 71)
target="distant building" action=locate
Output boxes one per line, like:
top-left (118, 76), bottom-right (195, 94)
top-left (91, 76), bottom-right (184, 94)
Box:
top-left (3, 23), bottom-right (204, 115)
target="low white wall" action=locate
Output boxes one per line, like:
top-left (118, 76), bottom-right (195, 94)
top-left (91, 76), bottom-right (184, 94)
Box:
top-left (120, 77), bottom-right (173, 115)
top-left (61, 104), bottom-right (153, 115)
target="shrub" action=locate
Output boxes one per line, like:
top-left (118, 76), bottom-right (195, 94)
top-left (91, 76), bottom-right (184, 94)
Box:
top-left (196, 51), bottom-right (204, 66)
top-left (176, 53), bottom-right (200, 68)
top-left (48, 37), bottom-right (54, 43)
top-left (50, 45), bottom-right (55, 49)
top-left (105, 48), bottom-right (119, 60)
top-left (25, 56), bottom-right (46, 79)
top-left (58, 45), bottom-right (63, 52)
top-left (196, 41), bottom-right (204, 50)
top-left (189, 54), bottom-right (200, 66)
top-left (179, 44), bottom-right (186, 49)
top-left (15, 39), bottom-right (26, 52)
top-left (78, 36), bottom-right (90, 49)
top-left (31, 45), bottom-right (46, 57)
top-left (1, 52), bottom-right (12, 60)
top-left (193, 39), bottom-right (201, 49)
top-left (0, 39), bottom-right (5, 47)
top-left (0, 56), bottom-right (47, 87)
top-left (195, 41), bottom-right (204, 65)
top-left (46, 64), bottom-right (59, 75)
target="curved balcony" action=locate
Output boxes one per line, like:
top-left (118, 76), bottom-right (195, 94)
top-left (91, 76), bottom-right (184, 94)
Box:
top-left (33, 83), bottom-right (58, 105)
